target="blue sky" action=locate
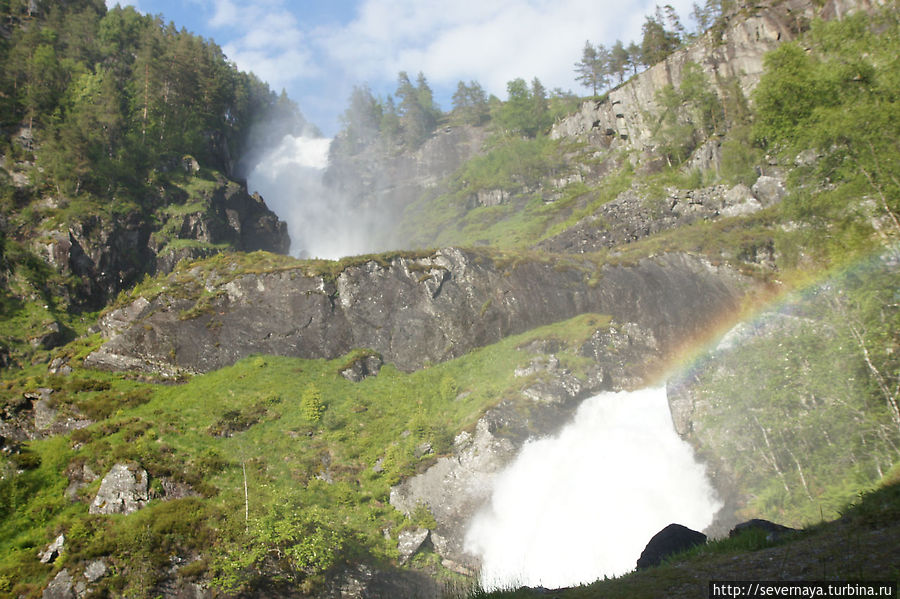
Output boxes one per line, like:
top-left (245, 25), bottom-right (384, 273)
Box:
top-left (107, 0), bottom-right (698, 136)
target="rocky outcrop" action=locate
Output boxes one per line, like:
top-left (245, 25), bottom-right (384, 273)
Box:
top-left (89, 463), bottom-right (150, 515)
top-left (42, 569), bottom-right (74, 599)
top-left (84, 248), bottom-right (748, 376)
top-left (551, 0), bottom-right (883, 157)
top-left (38, 174), bottom-right (288, 313)
top-left (539, 178), bottom-right (783, 261)
top-left (730, 518), bottom-right (797, 541)
top-left (636, 523), bottom-right (707, 570)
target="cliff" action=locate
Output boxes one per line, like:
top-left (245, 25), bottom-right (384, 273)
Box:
top-left (551, 0), bottom-right (884, 157)
top-left (84, 249), bottom-right (747, 376)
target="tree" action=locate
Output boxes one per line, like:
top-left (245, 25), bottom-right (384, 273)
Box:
top-left (626, 40), bottom-right (642, 74)
top-left (451, 80), bottom-right (489, 125)
top-left (395, 71), bottom-right (439, 147)
top-left (574, 41), bottom-right (600, 95)
top-left (609, 40), bottom-right (631, 84)
top-left (336, 84), bottom-right (383, 152)
top-left (641, 11), bottom-right (680, 66)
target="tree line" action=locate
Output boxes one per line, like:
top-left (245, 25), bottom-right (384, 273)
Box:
top-left (574, 1), bottom-right (737, 95)
top-left (0, 0), bottom-right (302, 199)
top-left (332, 71), bottom-right (577, 158)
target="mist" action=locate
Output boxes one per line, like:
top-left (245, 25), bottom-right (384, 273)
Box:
top-left (465, 386), bottom-right (721, 590)
top-left (247, 133), bottom-right (378, 260)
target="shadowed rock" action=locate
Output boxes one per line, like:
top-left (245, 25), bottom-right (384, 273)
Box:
top-left (85, 249), bottom-right (748, 376)
top-left (636, 523), bottom-right (707, 570)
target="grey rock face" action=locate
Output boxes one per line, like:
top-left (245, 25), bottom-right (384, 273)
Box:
top-left (38, 177), bottom-right (288, 313)
top-left (540, 181), bottom-right (778, 256)
top-left (397, 528), bottom-right (430, 564)
top-left (550, 0), bottom-right (874, 157)
top-left (751, 175), bottom-right (787, 207)
top-left (89, 463), bottom-right (150, 515)
top-left (390, 417), bottom-right (517, 570)
top-left (29, 388), bottom-right (56, 430)
top-left (84, 559), bottom-right (109, 582)
top-left (42, 569), bottom-right (74, 599)
top-left (85, 249), bottom-right (747, 376)
top-left (38, 534), bottom-right (65, 564)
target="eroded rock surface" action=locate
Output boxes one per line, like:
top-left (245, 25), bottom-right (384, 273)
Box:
top-left (85, 249), bottom-right (747, 375)
top-left (89, 463), bottom-right (150, 515)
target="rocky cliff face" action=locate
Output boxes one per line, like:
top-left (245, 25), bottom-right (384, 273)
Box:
top-left (32, 171), bottom-right (288, 312)
top-left (539, 175), bottom-right (785, 263)
top-left (84, 248), bottom-right (749, 376)
top-left (550, 0), bottom-right (883, 157)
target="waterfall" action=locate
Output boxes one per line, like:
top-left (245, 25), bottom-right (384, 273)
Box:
top-left (464, 386), bottom-right (720, 590)
top-left (248, 134), bottom-right (378, 260)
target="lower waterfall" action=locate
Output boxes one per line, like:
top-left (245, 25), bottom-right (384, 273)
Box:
top-left (464, 386), bottom-right (721, 590)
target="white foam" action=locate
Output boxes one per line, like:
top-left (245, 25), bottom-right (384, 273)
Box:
top-left (464, 386), bottom-right (721, 590)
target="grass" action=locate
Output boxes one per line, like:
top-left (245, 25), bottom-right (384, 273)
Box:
top-left (0, 311), bottom-right (612, 596)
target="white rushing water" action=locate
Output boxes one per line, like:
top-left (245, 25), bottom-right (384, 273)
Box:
top-left (464, 386), bottom-right (721, 590)
top-left (248, 134), bottom-right (377, 260)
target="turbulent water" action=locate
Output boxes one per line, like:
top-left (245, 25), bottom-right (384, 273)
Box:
top-left (248, 134), bottom-right (377, 259)
top-left (465, 386), bottom-right (721, 590)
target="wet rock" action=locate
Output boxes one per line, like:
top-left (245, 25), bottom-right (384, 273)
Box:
top-left (390, 416), bottom-right (517, 568)
top-left (636, 523), bottom-right (707, 570)
top-left (38, 534), bottom-right (65, 564)
top-left (89, 463), bottom-right (149, 515)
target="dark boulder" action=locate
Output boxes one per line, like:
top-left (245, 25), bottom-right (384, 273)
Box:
top-left (636, 523), bottom-right (707, 570)
top-left (729, 519), bottom-right (797, 541)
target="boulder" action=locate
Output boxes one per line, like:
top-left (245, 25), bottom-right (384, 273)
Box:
top-left (340, 353), bottom-right (384, 382)
top-left (636, 523), bottom-right (707, 570)
top-left (729, 518), bottom-right (797, 541)
top-left (89, 463), bottom-right (150, 515)
top-left (397, 528), bottom-right (430, 564)
top-left (751, 175), bottom-right (787, 207)
top-left (42, 569), bottom-right (74, 599)
top-left (84, 559), bottom-right (108, 582)
top-left (38, 534), bottom-right (65, 564)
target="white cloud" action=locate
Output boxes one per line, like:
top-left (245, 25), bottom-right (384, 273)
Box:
top-left (185, 0), bottom-right (700, 132)
top-left (207, 2), bottom-right (319, 92)
top-left (315, 0), bottom-right (699, 101)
